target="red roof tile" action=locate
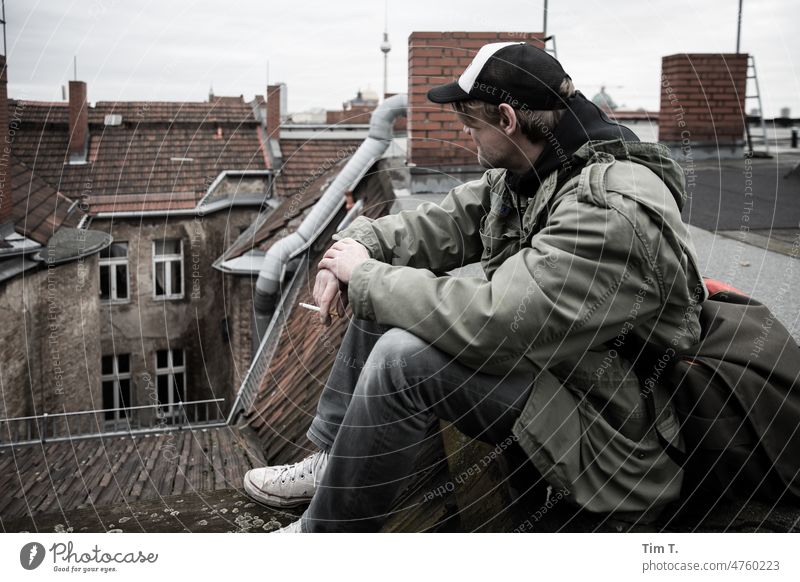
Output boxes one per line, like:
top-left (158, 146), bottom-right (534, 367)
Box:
top-left (10, 156), bottom-right (83, 244)
top-left (9, 100), bottom-right (69, 124)
top-left (91, 96), bottom-right (256, 124)
top-left (244, 275), bottom-right (349, 464)
top-left (88, 192), bottom-right (198, 214)
top-left (276, 138), bottom-right (363, 197)
top-left (8, 96), bottom-right (258, 126)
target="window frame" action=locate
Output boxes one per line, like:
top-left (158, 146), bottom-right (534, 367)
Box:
top-left (155, 348), bottom-right (187, 421)
top-left (152, 239), bottom-right (184, 300)
top-left (99, 242), bottom-right (130, 304)
top-left (101, 353), bottom-right (132, 423)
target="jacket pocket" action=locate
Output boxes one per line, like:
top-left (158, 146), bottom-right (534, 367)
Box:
top-left (552, 354), bottom-right (653, 442)
top-left (478, 212), bottom-right (522, 278)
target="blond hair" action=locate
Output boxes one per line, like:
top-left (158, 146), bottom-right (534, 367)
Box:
top-left (452, 78), bottom-right (575, 142)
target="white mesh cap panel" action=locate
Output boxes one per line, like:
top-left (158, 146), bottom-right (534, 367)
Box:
top-left (457, 42), bottom-right (524, 94)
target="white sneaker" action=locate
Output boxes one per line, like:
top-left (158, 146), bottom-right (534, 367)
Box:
top-left (243, 451), bottom-right (329, 508)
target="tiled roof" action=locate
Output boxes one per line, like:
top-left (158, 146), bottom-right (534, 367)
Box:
top-left (10, 100), bottom-right (70, 124)
top-left (91, 96), bottom-right (256, 124)
top-left (9, 156), bottom-right (83, 245)
top-left (221, 134), bottom-right (384, 262)
top-left (241, 164), bottom-right (395, 464)
top-left (88, 192), bottom-right (197, 214)
top-left (10, 97), bottom-right (257, 125)
top-left (0, 426), bottom-right (265, 521)
top-left (275, 137), bottom-right (363, 197)
top-left (8, 97), bottom-right (269, 214)
top-left (244, 281), bottom-right (350, 464)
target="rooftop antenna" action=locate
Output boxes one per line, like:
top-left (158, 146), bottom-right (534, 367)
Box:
top-left (73, 55), bottom-right (77, 80)
top-left (543, 0), bottom-right (548, 38)
top-left (736, 0), bottom-right (743, 53)
top-left (380, 0), bottom-right (391, 99)
top-left (1, 0), bottom-right (7, 56)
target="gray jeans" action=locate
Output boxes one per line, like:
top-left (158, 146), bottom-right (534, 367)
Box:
top-left (303, 318), bottom-right (535, 532)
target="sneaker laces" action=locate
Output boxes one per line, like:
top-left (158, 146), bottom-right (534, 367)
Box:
top-left (275, 451), bottom-right (328, 486)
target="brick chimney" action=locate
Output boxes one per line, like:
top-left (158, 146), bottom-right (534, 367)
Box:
top-left (0, 55), bottom-right (11, 229)
top-left (407, 32), bottom-right (545, 193)
top-left (408, 32), bottom-right (545, 169)
top-left (68, 80), bottom-right (89, 161)
top-left (266, 84), bottom-right (281, 139)
top-left (658, 53), bottom-right (749, 159)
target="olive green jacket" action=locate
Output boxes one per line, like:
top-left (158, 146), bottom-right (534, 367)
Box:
top-left (336, 140), bottom-right (707, 515)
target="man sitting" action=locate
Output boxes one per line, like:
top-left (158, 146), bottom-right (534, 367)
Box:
top-left (244, 42), bottom-right (705, 532)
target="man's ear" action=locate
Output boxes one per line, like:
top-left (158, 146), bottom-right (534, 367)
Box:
top-left (497, 103), bottom-right (518, 136)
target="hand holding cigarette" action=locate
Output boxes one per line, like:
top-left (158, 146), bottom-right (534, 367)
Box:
top-left (311, 267), bottom-right (349, 326)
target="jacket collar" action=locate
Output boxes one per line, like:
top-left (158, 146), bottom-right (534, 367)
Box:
top-left (504, 91), bottom-right (639, 199)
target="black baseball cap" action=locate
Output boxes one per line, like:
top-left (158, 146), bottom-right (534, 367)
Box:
top-left (427, 42), bottom-right (570, 111)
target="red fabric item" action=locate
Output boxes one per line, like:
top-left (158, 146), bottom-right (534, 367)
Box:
top-left (703, 277), bottom-right (747, 298)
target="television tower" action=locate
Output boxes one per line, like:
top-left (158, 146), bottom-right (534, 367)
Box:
top-left (380, 1), bottom-right (391, 98)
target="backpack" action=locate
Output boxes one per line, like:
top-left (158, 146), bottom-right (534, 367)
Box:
top-left (632, 279), bottom-right (800, 501)
top-left (550, 147), bottom-right (800, 500)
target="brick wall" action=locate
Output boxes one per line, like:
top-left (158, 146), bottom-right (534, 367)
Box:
top-left (408, 32), bottom-right (545, 168)
top-left (658, 53), bottom-right (748, 147)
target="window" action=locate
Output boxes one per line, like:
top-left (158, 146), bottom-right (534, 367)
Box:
top-left (101, 354), bottom-right (131, 422)
top-left (99, 242), bottom-right (129, 303)
top-left (155, 349), bottom-right (186, 421)
top-left (153, 239), bottom-right (183, 299)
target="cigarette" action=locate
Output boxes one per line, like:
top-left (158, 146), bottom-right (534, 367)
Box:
top-left (299, 302), bottom-right (339, 317)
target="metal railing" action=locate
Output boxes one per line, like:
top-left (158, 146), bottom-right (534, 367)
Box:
top-left (0, 398), bottom-right (226, 447)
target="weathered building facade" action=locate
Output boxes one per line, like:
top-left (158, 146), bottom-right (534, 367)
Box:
top-left (2, 70), bottom-right (274, 428)
top-left (1, 55), bottom-right (110, 424)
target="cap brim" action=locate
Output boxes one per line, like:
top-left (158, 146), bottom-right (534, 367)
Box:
top-left (427, 82), bottom-right (471, 103)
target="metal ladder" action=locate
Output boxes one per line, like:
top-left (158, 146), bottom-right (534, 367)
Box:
top-left (543, 35), bottom-right (558, 60)
top-left (542, 0), bottom-right (558, 59)
top-left (744, 55), bottom-right (770, 156)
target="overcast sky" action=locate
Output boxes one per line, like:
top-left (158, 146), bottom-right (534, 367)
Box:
top-left (6, 0), bottom-right (799, 117)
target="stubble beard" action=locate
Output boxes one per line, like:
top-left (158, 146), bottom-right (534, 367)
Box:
top-left (477, 147), bottom-right (501, 169)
